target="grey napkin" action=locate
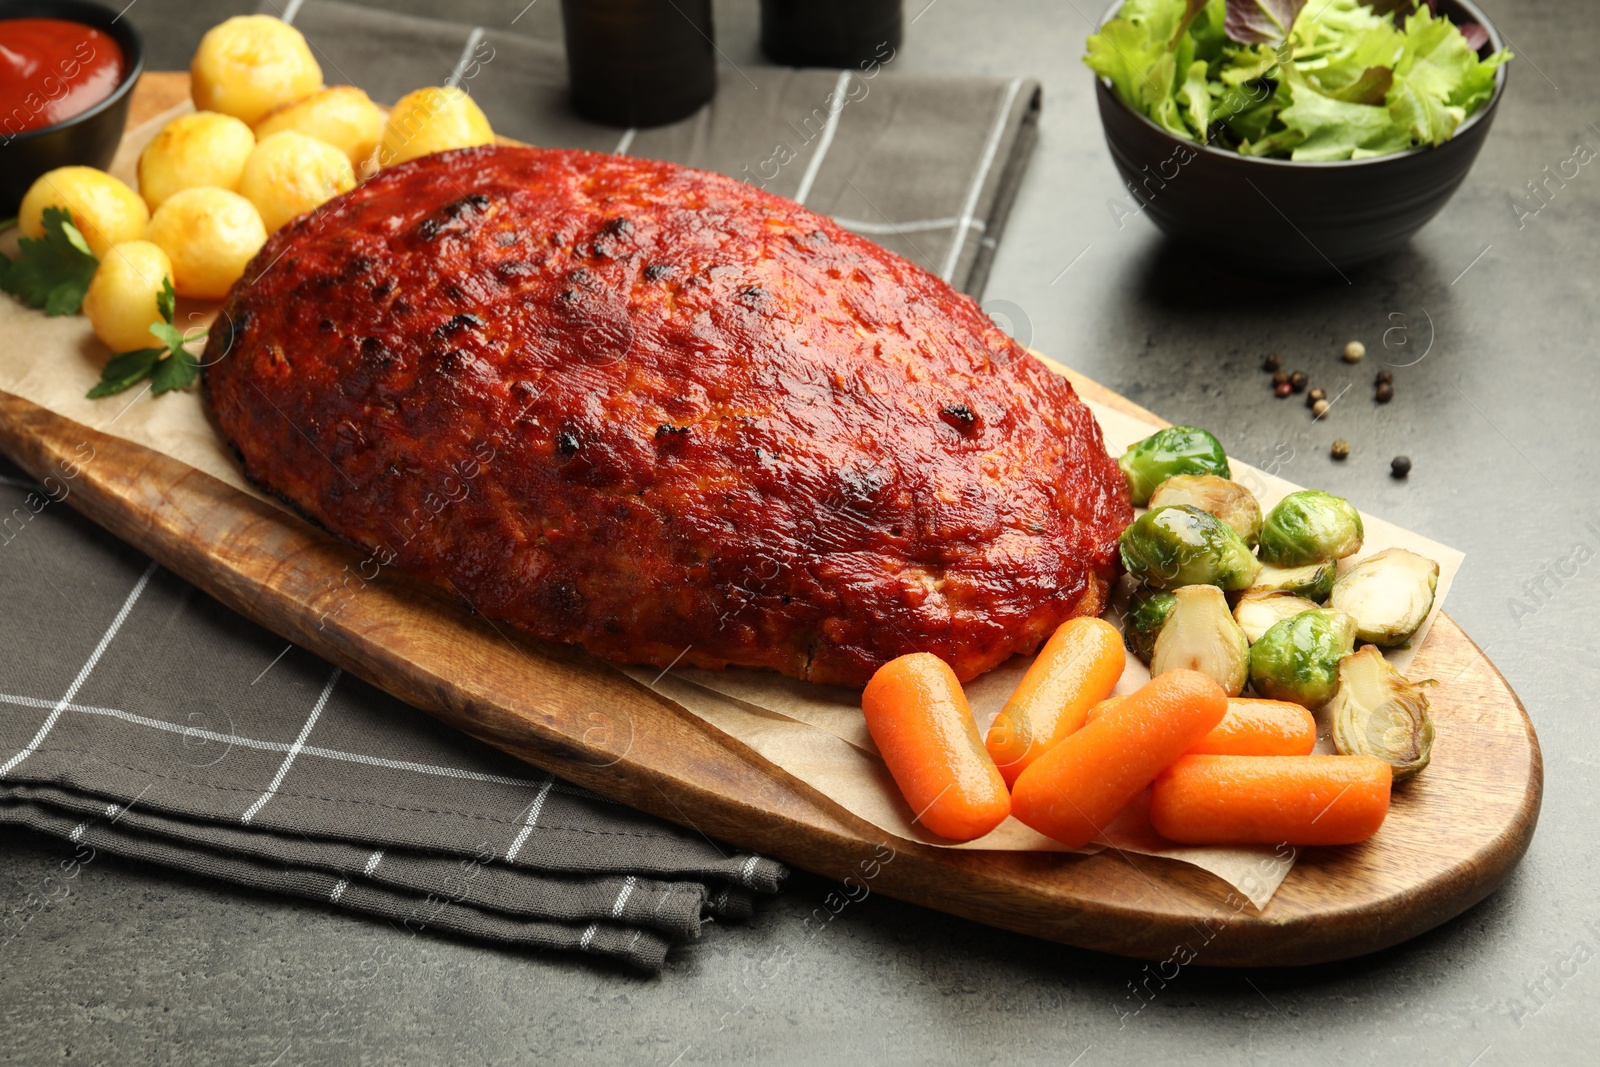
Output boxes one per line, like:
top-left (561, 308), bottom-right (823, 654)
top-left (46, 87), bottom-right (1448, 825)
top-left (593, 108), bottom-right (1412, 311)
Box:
top-left (274, 0), bottom-right (1041, 296)
top-left (0, 473), bottom-right (781, 971)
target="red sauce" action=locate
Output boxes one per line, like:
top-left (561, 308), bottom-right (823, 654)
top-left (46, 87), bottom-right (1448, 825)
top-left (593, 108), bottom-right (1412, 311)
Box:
top-left (0, 19), bottom-right (124, 137)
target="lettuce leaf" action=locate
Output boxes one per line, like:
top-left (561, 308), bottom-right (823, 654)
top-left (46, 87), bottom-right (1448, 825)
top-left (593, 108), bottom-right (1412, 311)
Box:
top-left (1217, 42), bottom-right (1282, 86)
top-left (1450, 47), bottom-right (1509, 112)
top-left (1380, 6), bottom-right (1508, 149)
top-left (1386, 72), bottom-right (1463, 148)
top-left (1225, 0), bottom-right (1309, 46)
top-left (1388, 5), bottom-right (1510, 113)
top-left (1085, 1), bottom-right (1182, 116)
top-left (1278, 80), bottom-right (1413, 160)
top-left (1178, 60), bottom-right (1214, 138)
top-left (1291, 0), bottom-right (1399, 96)
top-left (1327, 66), bottom-right (1394, 104)
top-left (1394, 5), bottom-right (1480, 101)
top-left (1085, 0), bottom-right (1201, 138)
top-left (1226, 96), bottom-right (1281, 144)
top-left (1187, 0), bottom-right (1232, 60)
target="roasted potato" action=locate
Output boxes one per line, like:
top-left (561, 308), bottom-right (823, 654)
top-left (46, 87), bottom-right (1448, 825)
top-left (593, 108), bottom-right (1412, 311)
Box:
top-left (82, 241), bottom-right (175, 352)
top-left (239, 131), bottom-right (357, 233)
top-left (190, 15), bottom-right (323, 126)
top-left (18, 166), bottom-right (148, 258)
top-left (379, 86), bottom-right (493, 167)
top-left (137, 111), bottom-right (256, 210)
top-left (254, 85), bottom-right (384, 171)
top-left (143, 187), bottom-right (268, 300)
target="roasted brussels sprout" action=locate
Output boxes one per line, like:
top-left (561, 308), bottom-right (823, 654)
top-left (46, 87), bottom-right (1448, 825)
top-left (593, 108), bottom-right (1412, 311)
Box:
top-left (1242, 559), bottom-right (1338, 603)
top-left (1151, 585), bottom-right (1250, 696)
top-left (1233, 591), bottom-right (1321, 644)
top-left (1123, 588), bottom-right (1176, 666)
top-left (1330, 548), bottom-right (1440, 647)
top-left (1148, 475), bottom-right (1262, 547)
top-left (1330, 645), bottom-right (1435, 781)
top-left (1247, 609), bottom-right (1358, 707)
top-left (1117, 426), bottom-right (1231, 506)
top-left (1119, 506), bottom-right (1261, 592)
top-left (1259, 490), bottom-right (1365, 567)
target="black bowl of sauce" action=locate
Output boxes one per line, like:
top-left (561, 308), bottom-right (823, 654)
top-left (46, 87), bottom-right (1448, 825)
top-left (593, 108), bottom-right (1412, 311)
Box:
top-left (1, 0), bottom-right (143, 216)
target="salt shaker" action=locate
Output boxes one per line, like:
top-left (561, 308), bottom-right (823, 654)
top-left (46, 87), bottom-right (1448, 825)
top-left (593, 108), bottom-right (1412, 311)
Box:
top-left (560, 0), bottom-right (716, 127)
top-left (760, 0), bottom-right (902, 68)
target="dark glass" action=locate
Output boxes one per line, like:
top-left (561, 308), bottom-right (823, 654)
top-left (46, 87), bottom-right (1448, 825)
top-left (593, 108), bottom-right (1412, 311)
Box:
top-left (560, 0), bottom-right (716, 128)
top-left (760, 0), bottom-right (902, 68)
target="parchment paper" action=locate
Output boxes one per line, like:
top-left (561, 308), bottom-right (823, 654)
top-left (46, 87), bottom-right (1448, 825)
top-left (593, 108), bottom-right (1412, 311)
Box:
top-left (0, 110), bottom-right (1462, 910)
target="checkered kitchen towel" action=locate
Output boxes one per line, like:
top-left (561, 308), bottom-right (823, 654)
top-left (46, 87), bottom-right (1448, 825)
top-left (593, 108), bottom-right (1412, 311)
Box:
top-left (0, 485), bottom-right (784, 970)
top-left (0, 1), bottom-right (1043, 971)
top-left (269, 0), bottom-right (1042, 296)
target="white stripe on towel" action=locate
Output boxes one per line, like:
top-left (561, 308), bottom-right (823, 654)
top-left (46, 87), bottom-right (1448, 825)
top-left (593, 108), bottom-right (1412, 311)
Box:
top-left (939, 76), bottom-right (1024, 281)
top-left (241, 668), bottom-right (341, 824)
top-left (0, 562), bottom-right (155, 778)
top-left (793, 70), bottom-right (853, 206)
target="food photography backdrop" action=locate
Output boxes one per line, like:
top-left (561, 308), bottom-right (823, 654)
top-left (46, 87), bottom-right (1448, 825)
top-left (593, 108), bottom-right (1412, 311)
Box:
top-left (1, 0), bottom-right (1595, 1063)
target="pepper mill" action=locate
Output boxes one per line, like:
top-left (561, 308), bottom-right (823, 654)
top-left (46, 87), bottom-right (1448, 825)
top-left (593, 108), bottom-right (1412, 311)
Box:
top-left (760, 0), bottom-right (903, 68)
top-left (560, 0), bottom-right (717, 127)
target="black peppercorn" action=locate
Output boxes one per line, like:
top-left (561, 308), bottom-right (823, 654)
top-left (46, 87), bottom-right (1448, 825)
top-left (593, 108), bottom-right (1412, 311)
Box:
top-left (1306, 386), bottom-right (1328, 408)
top-left (1263, 353), bottom-right (1283, 373)
top-left (1391, 455), bottom-right (1412, 478)
top-left (1274, 381), bottom-right (1293, 398)
top-left (1289, 371), bottom-right (1308, 393)
top-left (1331, 438), bottom-right (1351, 460)
top-left (1272, 370), bottom-right (1289, 387)
top-left (1375, 369), bottom-right (1394, 385)
top-left (1375, 381), bottom-right (1394, 403)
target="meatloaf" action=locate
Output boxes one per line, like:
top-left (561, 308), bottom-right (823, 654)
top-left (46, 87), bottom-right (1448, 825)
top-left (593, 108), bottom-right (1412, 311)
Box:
top-left (203, 145), bottom-right (1131, 686)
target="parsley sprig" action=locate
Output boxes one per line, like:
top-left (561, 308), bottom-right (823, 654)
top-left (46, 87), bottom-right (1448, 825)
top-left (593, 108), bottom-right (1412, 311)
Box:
top-left (0, 207), bottom-right (99, 315)
top-left (87, 279), bottom-right (202, 398)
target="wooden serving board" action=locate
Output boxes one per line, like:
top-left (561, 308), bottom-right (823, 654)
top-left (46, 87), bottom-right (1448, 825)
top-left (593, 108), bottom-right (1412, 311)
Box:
top-left (0, 74), bottom-right (1542, 966)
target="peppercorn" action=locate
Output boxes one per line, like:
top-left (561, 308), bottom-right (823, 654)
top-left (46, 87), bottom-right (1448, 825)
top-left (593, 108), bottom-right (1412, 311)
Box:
top-left (1343, 341), bottom-right (1366, 362)
top-left (1263, 353), bottom-right (1283, 373)
top-left (1305, 386), bottom-right (1328, 408)
top-left (1330, 438), bottom-right (1351, 459)
top-left (1274, 381), bottom-right (1293, 398)
top-left (1289, 370), bottom-right (1308, 393)
top-left (1272, 370), bottom-right (1289, 386)
top-left (1391, 455), bottom-right (1412, 478)
top-left (1375, 381), bottom-right (1394, 403)
top-left (1375, 369), bottom-right (1394, 385)
top-left (1312, 399), bottom-right (1330, 417)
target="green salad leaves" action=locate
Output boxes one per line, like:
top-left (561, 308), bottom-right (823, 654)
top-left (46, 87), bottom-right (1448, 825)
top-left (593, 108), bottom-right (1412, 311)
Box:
top-left (1085, 0), bottom-right (1510, 161)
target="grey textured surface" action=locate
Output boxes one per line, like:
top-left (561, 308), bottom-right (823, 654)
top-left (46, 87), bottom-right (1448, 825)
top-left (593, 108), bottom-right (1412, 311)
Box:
top-left (2, 0), bottom-right (1597, 1063)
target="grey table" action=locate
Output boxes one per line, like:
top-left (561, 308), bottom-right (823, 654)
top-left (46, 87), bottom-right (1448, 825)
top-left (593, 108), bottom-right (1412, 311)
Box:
top-left (4, 1), bottom-right (1596, 1063)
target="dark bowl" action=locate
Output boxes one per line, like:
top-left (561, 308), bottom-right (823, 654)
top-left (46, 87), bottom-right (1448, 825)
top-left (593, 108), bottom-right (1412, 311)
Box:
top-left (1093, 0), bottom-right (1507, 276)
top-left (0, 0), bottom-right (144, 217)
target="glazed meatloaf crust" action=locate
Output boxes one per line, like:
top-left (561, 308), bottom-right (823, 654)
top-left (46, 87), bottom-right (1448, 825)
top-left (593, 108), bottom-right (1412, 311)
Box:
top-left (204, 145), bottom-right (1131, 686)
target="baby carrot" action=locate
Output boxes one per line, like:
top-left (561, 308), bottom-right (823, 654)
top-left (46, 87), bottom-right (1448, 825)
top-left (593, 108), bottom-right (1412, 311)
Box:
top-left (1086, 695), bottom-right (1315, 757)
top-left (1188, 698), bottom-right (1317, 757)
top-left (1149, 755), bottom-right (1393, 846)
top-left (862, 653), bottom-right (1011, 842)
top-left (1010, 670), bottom-right (1228, 849)
top-left (985, 617), bottom-right (1125, 786)
top-left (1080, 694), bottom-right (1128, 725)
